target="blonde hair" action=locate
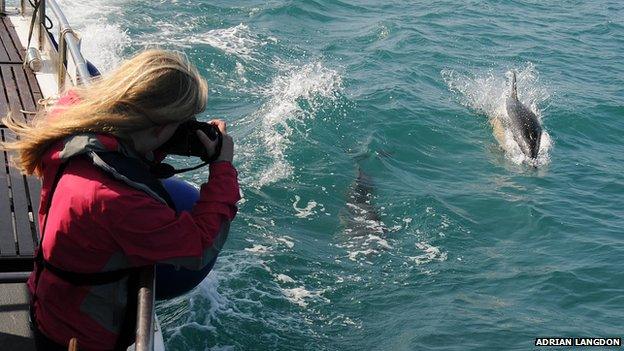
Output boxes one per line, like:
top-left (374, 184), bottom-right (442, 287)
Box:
top-left (1, 49), bottom-right (208, 176)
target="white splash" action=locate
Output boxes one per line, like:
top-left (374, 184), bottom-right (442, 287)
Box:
top-left (244, 244), bottom-right (270, 253)
top-left (408, 242), bottom-right (448, 265)
top-left (346, 248), bottom-right (378, 262)
top-left (139, 21), bottom-right (276, 72)
top-left (281, 287), bottom-right (328, 307)
top-left (442, 63), bottom-right (552, 166)
top-left (275, 236), bottom-right (295, 249)
top-left (56, 0), bottom-right (130, 72)
top-left (293, 195), bottom-right (318, 218)
top-left (189, 24), bottom-right (267, 61)
top-left (344, 202), bottom-right (386, 235)
top-left (339, 230), bottom-right (393, 262)
top-left (239, 61), bottom-right (342, 188)
top-left (275, 274), bottom-right (296, 284)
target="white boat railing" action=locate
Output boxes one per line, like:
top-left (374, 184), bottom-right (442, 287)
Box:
top-left (1, 0), bottom-right (92, 90)
top-left (42, 0), bottom-right (92, 87)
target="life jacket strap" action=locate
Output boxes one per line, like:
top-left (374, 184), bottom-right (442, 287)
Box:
top-left (40, 258), bottom-right (142, 286)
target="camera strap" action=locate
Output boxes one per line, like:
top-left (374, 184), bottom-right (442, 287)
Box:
top-left (150, 161), bottom-right (209, 179)
top-left (151, 129), bottom-right (223, 179)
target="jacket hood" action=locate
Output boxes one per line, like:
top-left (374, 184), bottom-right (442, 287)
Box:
top-left (41, 133), bottom-right (133, 174)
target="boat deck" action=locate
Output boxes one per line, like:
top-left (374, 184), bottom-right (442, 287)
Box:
top-left (0, 14), bottom-right (44, 350)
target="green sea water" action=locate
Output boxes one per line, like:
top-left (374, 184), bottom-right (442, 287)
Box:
top-left (59, 0), bottom-right (623, 350)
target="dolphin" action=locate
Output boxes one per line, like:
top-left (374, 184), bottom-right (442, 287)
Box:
top-left (341, 167), bottom-right (385, 236)
top-left (339, 167), bottom-right (391, 261)
top-left (351, 167), bottom-right (380, 220)
top-left (505, 71), bottom-right (542, 159)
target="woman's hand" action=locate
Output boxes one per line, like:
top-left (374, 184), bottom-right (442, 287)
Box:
top-left (196, 119), bottom-right (234, 163)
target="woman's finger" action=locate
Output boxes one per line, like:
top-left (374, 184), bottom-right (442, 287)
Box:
top-left (209, 119), bottom-right (227, 134)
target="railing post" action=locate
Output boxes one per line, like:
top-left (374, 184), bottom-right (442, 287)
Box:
top-left (20, 0), bottom-right (25, 16)
top-left (135, 267), bottom-right (155, 351)
top-left (0, 0), bottom-right (5, 16)
top-left (38, 0), bottom-right (46, 50)
top-left (58, 31), bottom-right (67, 91)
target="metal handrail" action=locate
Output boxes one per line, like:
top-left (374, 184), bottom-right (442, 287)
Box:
top-left (19, 0), bottom-right (91, 89)
top-left (44, 0), bottom-right (91, 86)
top-left (37, 0), bottom-right (44, 50)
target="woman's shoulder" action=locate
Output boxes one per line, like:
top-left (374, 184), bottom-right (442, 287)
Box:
top-left (64, 156), bottom-right (161, 208)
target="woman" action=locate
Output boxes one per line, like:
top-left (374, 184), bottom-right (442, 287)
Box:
top-left (1, 50), bottom-right (239, 350)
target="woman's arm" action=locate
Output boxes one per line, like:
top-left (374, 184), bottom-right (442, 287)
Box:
top-left (102, 161), bottom-right (240, 269)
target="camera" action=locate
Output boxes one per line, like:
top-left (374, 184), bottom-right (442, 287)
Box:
top-left (158, 119), bottom-right (222, 162)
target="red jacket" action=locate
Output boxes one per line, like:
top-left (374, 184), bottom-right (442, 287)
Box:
top-left (27, 95), bottom-right (240, 350)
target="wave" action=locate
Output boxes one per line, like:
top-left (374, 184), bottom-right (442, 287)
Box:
top-left (57, 0), bottom-right (131, 72)
top-left (237, 61), bottom-right (343, 188)
top-left (157, 247), bottom-right (328, 349)
top-left (188, 24), bottom-right (276, 62)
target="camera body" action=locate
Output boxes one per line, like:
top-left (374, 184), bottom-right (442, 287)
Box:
top-left (158, 119), bottom-right (222, 162)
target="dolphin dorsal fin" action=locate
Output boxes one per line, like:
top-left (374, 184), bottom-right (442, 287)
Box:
top-left (510, 70), bottom-right (518, 100)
